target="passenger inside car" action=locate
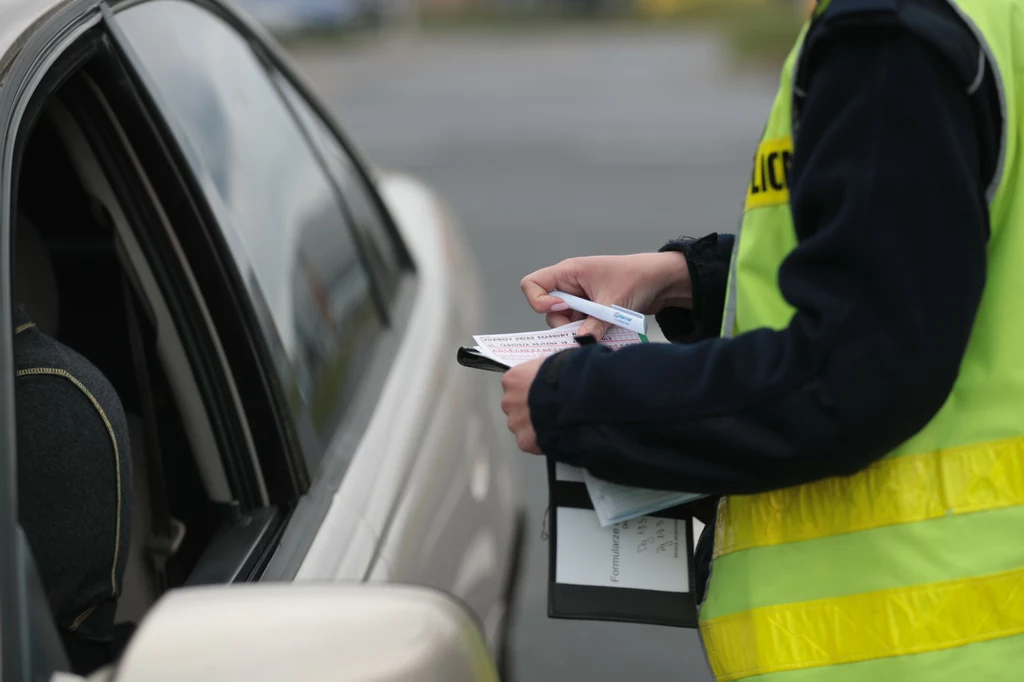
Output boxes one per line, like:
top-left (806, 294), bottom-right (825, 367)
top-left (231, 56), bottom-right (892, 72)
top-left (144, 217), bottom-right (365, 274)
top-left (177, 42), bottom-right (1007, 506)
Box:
top-left (12, 214), bottom-right (133, 674)
top-left (12, 94), bottom-right (223, 672)
top-left (19, 79), bottom-right (239, 604)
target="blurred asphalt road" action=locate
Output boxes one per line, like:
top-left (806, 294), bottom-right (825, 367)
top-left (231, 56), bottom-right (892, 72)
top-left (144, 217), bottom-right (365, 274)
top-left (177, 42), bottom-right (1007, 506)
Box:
top-left (290, 26), bottom-right (776, 682)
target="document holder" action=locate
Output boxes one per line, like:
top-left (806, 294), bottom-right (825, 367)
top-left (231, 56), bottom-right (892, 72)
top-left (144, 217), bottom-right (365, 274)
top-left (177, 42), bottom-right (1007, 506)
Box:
top-left (456, 347), bottom-right (509, 373)
top-left (546, 457), bottom-right (702, 629)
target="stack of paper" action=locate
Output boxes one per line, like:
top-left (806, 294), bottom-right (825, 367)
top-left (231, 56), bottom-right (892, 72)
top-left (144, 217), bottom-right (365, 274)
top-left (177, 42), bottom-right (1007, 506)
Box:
top-left (583, 471), bottom-right (706, 527)
top-left (555, 462), bottom-right (705, 527)
top-left (470, 319), bottom-right (645, 369)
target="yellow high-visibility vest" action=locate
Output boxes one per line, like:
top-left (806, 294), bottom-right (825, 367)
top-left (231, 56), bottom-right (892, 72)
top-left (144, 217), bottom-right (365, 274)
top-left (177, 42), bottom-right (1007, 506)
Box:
top-left (700, 1), bottom-right (1024, 680)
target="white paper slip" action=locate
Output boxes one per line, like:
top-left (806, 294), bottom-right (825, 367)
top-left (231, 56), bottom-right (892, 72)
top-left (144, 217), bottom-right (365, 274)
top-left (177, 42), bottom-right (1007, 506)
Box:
top-left (584, 471), bottom-right (707, 528)
top-left (472, 320), bottom-right (645, 369)
top-left (693, 518), bottom-right (706, 548)
top-left (555, 463), bottom-right (586, 483)
top-left (555, 508), bottom-right (689, 593)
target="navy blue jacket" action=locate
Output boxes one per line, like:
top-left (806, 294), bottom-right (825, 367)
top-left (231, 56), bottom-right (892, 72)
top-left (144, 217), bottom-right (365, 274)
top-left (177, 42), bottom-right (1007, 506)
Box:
top-left (530, 2), bottom-right (1000, 508)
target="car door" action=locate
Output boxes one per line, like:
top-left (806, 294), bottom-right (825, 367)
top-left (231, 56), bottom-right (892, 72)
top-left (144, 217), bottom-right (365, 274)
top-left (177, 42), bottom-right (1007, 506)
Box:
top-left (107, 0), bottom-right (522, 654)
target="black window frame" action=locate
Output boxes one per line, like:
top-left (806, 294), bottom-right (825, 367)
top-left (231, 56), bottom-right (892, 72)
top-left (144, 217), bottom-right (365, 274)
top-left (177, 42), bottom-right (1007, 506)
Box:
top-left (115, 0), bottom-right (415, 305)
top-left (107, 0), bottom-right (422, 486)
top-left (0, 3), bottom-right (368, 673)
top-left (102, 0), bottom-right (313, 501)
top-left (111, 0), bottom-right (387, 483)
top-left (7, 4), bottom-right (292, 597)
top-left (103, 0), bottom-right (426, 579)
top-left (50, 22), bottom-right (297, 586)
top-left (1, 3), bottom-right (112, 680)
top-left (56, 66), bottom-right (271, 512)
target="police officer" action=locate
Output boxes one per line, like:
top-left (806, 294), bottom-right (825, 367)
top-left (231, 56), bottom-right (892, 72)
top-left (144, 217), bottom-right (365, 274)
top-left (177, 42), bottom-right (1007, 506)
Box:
top-left (500, 0), bottom-right (1023, 679)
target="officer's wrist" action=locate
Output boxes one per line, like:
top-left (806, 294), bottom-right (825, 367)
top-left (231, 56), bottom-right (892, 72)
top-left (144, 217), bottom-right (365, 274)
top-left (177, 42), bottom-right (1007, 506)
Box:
top-left (653, 251), bottom-right (693, 310)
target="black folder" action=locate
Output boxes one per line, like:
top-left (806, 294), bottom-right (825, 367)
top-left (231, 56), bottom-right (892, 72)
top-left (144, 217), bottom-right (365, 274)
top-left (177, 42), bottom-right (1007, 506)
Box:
top-left (456, 343), bottom-right (701, 628)
top-left (456, 347), bottom-right (509, 373)
top-left (545, 457), bottom-right (701, 628)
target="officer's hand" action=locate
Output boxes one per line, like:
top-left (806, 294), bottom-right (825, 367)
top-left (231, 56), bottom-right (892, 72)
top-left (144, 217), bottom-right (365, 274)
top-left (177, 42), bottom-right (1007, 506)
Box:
top-left (501, 357), bottom-right (545, 455)
top-left (520, 252), bottom-right (691, 339)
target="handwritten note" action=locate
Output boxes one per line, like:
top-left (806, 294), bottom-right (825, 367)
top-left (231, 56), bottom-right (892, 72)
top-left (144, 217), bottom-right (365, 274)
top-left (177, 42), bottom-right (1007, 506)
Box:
top-left (555, 507), bottom-right (689, 593)
top-left (472, 320), bottom-right (643, 369)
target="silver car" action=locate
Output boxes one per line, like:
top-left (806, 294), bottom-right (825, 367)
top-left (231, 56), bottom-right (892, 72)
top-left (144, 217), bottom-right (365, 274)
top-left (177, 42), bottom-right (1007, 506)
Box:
top-left (0, 0), bottom-right (523, 679)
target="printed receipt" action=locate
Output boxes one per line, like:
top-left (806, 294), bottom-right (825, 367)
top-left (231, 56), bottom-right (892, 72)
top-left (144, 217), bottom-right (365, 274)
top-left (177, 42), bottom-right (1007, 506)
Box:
top-left (555, 508), bottom-right (691, 593)
top-left (472, 320), bottom-right (643, 368)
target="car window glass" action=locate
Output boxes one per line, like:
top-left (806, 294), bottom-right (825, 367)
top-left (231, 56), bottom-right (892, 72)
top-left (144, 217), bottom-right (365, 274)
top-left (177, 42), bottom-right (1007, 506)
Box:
top-left (275, 77), bottom-right (404, 303)
top-left (117, 0), bottom-right (383, 475)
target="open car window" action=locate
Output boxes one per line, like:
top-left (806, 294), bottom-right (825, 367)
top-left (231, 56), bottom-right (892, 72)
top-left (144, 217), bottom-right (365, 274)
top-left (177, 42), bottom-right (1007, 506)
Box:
top-left (115, 0), bottom-right (385, 477)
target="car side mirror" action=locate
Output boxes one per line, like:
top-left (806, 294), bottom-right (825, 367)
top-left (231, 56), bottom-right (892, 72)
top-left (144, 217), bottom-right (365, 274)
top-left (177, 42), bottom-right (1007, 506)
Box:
top-left (100, 584), bottom-right (498, 682)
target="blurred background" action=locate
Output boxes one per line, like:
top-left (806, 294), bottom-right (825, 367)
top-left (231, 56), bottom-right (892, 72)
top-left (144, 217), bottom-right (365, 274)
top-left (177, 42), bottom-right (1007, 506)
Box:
top-left (249, 1), bottom-right (810, 680)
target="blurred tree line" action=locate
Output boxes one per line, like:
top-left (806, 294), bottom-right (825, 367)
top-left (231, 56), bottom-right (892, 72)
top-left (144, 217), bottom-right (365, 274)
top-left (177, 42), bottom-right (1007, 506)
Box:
top-left (420, 0), bottom-right (813, 20)
top-left (417, 0), bottom-right (810, 62)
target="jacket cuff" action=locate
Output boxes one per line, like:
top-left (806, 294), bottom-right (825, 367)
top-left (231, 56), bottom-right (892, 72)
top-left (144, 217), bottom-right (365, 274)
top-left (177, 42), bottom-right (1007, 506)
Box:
top-left (656, 233), bottom-right (733, 343)
top-left (528, 349), bottom-right (584, 465)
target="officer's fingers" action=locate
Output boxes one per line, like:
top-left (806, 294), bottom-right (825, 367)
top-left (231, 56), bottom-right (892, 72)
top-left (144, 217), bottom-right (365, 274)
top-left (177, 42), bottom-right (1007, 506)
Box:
top-left (578, 317), bottom-right (610, 340)
top-left (521, 266), bottom-right (588, 314)
top-left (546, 310), bottom-right (585, 329)
top-left (546, 312), bottom-right (573, 329)
top-left (521, 274), bottom-right (564, 314)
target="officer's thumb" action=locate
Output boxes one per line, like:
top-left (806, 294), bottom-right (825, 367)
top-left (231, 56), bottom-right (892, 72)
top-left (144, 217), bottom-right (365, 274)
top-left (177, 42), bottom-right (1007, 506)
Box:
top-left (578, 317), bottom-right (610, 341)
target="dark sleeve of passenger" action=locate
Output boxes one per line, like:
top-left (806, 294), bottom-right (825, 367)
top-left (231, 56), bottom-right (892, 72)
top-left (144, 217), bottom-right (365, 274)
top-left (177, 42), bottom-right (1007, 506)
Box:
top-left (653, 233), bottom-right (735, 343)
top-left (528, 26), bottom-right (990, 494)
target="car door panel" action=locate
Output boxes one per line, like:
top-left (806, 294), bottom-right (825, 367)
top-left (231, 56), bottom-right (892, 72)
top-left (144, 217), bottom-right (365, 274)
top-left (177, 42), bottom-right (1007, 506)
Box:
top-left (292, 171), bottom-right (521, 622)
top-left (376, 366), bottom-right (516, 651)
top-left (368, 173), bottom-right (522, 644)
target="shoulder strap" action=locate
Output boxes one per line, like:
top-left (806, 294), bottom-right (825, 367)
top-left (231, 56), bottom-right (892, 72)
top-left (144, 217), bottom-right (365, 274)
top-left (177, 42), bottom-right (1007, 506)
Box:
top-left (806, 0), bottom-right (981, 90)
top-left (796, 0), bottom-right (984, 129)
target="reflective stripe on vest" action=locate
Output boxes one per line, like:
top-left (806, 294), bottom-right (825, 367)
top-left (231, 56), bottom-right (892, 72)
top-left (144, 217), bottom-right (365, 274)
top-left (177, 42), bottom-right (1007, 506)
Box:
top-left (702, 565), bottom-right (1024, 681)
top-left (701, 1), bottom-right (1024, 680)
top-left (713, 434), bottom-right (1024, 559)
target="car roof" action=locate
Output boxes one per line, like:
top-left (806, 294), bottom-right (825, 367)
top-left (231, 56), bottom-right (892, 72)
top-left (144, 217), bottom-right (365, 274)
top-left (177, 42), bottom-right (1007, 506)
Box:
top-left (0, 0), bottom-right (76, 83)
top-left (0, 1), bottom-right (253, 87)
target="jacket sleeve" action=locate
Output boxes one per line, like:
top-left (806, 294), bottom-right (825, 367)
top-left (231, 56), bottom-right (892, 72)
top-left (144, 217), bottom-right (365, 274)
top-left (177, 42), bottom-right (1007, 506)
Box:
top-left (528, 22), bottom-right (995, 495)
top-left (653, 233), bottom-right (735, 344)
